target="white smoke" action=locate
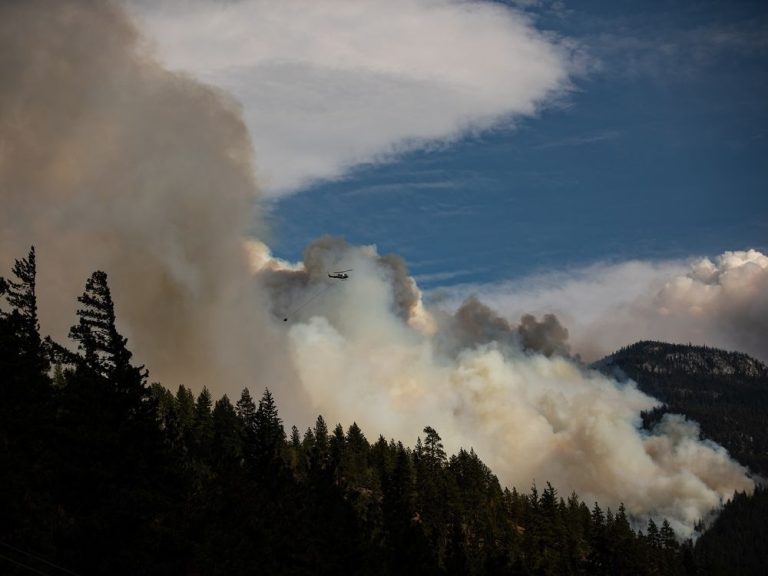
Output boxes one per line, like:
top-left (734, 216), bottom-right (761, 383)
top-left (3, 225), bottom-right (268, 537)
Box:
top-left (644, 250), bottom-right (768, 360)
top-left (252, 241), bottom-right (754, 537)
top-left (447, 250), bottom-right (768, 363)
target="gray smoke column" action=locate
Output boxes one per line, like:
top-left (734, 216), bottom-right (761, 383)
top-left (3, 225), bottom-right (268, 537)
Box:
top-left (452, 296), bottom-right (516, 347)
top-left (518, 313), bottom-right (570, 357)
top-left (258, 235), bottom-right (424, 325)
top-left (0, 0), bottom-right (297, 401)
top-left (439, 296), bottom-right (570, 357)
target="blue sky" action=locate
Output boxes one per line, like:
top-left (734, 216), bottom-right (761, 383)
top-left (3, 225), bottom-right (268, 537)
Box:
top-left (267, 0), bottom-right (767, 288)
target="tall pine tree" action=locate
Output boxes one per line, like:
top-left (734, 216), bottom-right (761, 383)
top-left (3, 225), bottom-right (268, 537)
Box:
top-left (255, 388), bottom-right (285, 463)
top-left (0, 246), bottom-right (48, 382)
top-left (69, 271), bottom-right (150, 416)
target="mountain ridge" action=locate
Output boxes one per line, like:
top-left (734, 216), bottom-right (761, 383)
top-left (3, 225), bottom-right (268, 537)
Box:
top-left (593, 340), bottom-right (768, 380)
top-left (592, 340), bottom-right (768, 477)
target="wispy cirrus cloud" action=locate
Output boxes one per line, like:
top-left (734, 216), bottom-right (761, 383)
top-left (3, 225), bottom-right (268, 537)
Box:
top-left (125, 0), bottom-right (581, 196)
top-left (534, 128), bottom-right (620, 149)
top-left (589, 20), bottom-right (768, 80)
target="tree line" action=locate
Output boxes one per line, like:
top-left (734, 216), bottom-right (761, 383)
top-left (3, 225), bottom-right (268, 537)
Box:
top-left (0, 248), bottom-right (748, 575)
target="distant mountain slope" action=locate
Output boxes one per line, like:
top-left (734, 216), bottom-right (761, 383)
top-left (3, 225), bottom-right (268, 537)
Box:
top-left (592, 341), bottom-right (768, 476)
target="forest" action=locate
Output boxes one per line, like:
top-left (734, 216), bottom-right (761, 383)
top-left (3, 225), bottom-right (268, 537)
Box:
top-left (594, 341), bottom-right (768, 476)
top-left (0, 248), bottom-right (761, 575)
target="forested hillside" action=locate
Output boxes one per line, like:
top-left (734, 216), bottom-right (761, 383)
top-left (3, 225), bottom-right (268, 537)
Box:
top-left (593, 341), bottom-right (768, 475)
top-left (593, 341), bottom-right (768, 575)
top-left (0, 249), bottom-right (754, 575)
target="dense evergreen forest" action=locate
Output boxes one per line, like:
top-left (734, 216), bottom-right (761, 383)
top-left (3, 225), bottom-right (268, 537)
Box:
top-left (593, 341), bottom-right (768, 575)
top-left (693, 486), bottom-right (768, 576)
top-left (0, 248), bottom-right (758, 575)
top-left (593, 341), bottom-right (768, 476)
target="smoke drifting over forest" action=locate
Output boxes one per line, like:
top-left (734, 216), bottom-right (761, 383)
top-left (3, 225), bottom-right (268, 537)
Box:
top-left (0, 0), bottom-right (756, 536)
top-left (0, 0), bottom-right (299, 404)
top-left (252, 239), bottom-right (752, 536)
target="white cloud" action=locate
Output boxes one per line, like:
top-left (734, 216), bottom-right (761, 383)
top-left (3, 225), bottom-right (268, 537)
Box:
top-left (438, 250), bottom-right (768, 363)
top-left (125, 0), bottom-right (577, 196)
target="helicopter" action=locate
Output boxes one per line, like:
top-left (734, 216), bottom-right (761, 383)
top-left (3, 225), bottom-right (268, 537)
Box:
top-left (328, 269), bottom-right (352, 280)
top-left (283, 269), bottom-right (353, 321)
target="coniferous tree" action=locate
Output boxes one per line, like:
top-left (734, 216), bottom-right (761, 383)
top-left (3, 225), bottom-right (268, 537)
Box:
top-left (0, 247), bottom-right (49, 411)
top-left (660, 518), bottom-right (677, 551)
top-left (236, 387), bottom-right (257, 428)
top-left (416, 424), bottom-right (449, 563)
top-left (193, 387), bottom-right (214, 463)
top-left (310, 414), bottom-right (330, 475)
top-left (49, 270), bottom-right (174, 574)
top-left (235, 387), bottom-right (258, 461)
top-left (383, 443), bottom-right (434, 574)
top-left (344, 422), bottom-right (370, 488)
top-left (302, 426), bottom-right (316, 456)
top-left (254, 388), bottom-right (285, 464)
top-left (647, 518), bottom-right (661, 549)
top-left (606, 502), bottom-right (640, 574)
top-left (422, 425), bottom-right (446, 469)
top-left (287, 424), bottom-right (302, 471)
top-left (290, 424), bottom-right (302, 448)
top-left (0, 247), bottom-right (48, 376)
top-left (330, 423), bottom-right (346, 484)
top-left (347, 422), bottom-right (367, 448)
top-left (212, 395), bottom-right (243, 469)
top-left (68, 271), bottom-right (150, 416)
top-left (535, 482), bottom-right (565, 575)
top-left (0, 248), bottom-right (54, 554)
top-left (588, 501), bottom-right (608, 575)
top-left (171, 384), bottom-right (196, 453)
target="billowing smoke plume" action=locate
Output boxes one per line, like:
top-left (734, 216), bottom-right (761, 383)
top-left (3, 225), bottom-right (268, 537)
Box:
top-left (0, 0), bottom-right (299, 405)
top-left (257, 236), bottom-right (425, 327)
top-left (576, 249), bottom-right (768, 363)
top-left (436, 296), bottom-right (570, 357)
top-left (650, 250), bottom-right (767, 357)
top-left (519, 313), bottom-right (570, 357)
top-left (253, 242), bottom-right (753, 536)
top-left (1, 0), bottom-right (754, 538)
top-left (459, 250), bottom-right (768, 363)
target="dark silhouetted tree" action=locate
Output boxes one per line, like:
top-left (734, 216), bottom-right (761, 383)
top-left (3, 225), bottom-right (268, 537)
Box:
top-left (0, 247), bottom-right (48, 376)
top-left (254, 388), bottom-right (285, 464)
top-left (69, 270), bottom-right (150, 417)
